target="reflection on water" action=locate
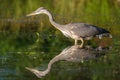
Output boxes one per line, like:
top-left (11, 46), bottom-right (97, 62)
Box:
top-left (26, 45), bottom-right (110, 78)
top-left (0, 31), bottom-right (120, 80)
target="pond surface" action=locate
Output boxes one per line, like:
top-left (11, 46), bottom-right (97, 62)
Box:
top-left (0, 32), bottom-right (120, 80)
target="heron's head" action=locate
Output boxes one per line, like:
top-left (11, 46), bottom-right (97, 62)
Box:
top-left (27, 7), bottom-right (48, 16)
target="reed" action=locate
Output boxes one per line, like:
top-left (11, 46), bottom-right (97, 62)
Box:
top-left (0, 0), bottom-right (119, 35)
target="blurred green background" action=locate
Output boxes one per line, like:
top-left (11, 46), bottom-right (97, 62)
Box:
top-left (0, 0), bottom-right (120, 80)
top-left (1, 0), bottom-right (119, 54)
top-left (0, 0), bottom-right (120, 35)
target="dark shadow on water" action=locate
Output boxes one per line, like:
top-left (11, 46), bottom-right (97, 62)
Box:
top-left (26, 45), bottom-right (111, 78)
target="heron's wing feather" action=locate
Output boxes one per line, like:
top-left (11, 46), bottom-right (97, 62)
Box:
top-left (66, 23), bottom-right (108, 37)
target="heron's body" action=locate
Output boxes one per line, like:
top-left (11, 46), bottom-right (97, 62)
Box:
top-left (27, 7), bottom-right (112, 47)
top-left (62, 23), bottom-right (109, 38)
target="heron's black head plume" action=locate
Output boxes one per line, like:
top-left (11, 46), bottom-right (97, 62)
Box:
top-left (35, 7), bottom-right (46, 12)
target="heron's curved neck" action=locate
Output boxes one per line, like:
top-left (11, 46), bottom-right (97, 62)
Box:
top-left (44, 11), bottom-right (64, 31)
top-left (45, 55), bottom-right (59, 73)
top-left (44, 52), bottom-right (66, 73)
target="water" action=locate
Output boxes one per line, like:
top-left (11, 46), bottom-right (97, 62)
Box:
top-left (0, 31), bottom-right (120, 80)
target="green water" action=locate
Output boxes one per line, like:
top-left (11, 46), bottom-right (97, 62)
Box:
top-left (0, 31), bottom-right (120, 80)
top-left (0, 0), bottom-right (120, 80)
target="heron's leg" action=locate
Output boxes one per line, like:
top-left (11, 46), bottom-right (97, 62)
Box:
top-left (75, 40), bottom-right (78, 45)
top-left (79, 38), bottom-right (84, 48)
top-left (109, 34), bottom-right (112, 38)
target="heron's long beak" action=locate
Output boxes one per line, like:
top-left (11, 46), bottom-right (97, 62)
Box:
top-left (27, 12), bottom-right (37, 16)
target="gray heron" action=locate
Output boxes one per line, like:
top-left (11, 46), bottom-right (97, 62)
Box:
top-left (27, 7), bottom-right (112, 48)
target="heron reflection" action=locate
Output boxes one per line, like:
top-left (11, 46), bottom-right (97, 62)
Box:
top-left (26, 45), bottom-right (110, 78)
